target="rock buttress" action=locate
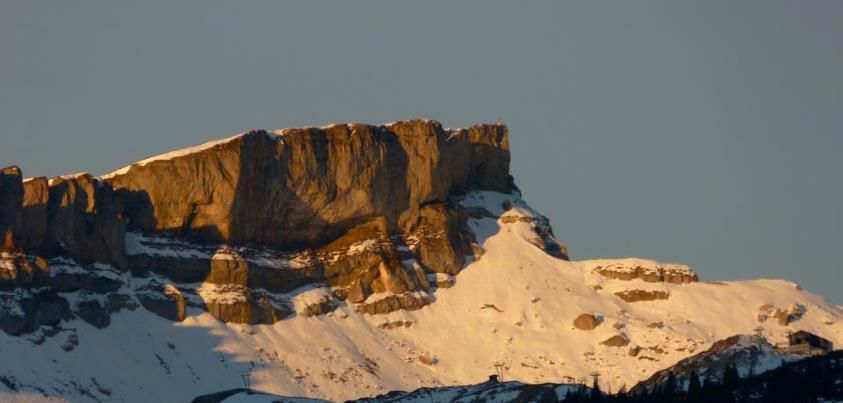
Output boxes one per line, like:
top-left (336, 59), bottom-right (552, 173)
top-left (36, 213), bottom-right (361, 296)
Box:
top-left (0, 120), bottom-right (514, 329)
top-left (105, 120), bottom-right (510, 249)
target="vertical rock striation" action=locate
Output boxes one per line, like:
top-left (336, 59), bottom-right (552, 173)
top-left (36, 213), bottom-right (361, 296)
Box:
top-left (0, 119), bottom-right (527, 329)
top-left (104, 120), bottom-right (510, 247)
top-left (0, 166), bottom-right (24, 249)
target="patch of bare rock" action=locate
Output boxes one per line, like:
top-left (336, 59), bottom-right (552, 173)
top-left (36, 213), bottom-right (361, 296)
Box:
top-left (298, 295), bottom-right (339, 318)
top-left (601, 334), bottom-right (631, 347)
top-left (573, 313), bottom-right (602, 330)
top-left (355, 292), bottom-right (432, 315)
top-left (590, 260), bottom-right (698, 284)
top-left (614, 289), bottom-right (670, 303)
top-left (498, 214), bottom-right (568, 260)
top-left (757, 303), bottom-right (806, 326)
top-left (0, 120), bottom-right (529, 332)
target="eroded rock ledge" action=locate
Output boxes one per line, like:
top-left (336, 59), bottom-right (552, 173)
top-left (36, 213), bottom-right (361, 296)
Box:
top-left (587, 259), bottom-right (699, 284)
top-left (1, 120), bottom-right (557, 332)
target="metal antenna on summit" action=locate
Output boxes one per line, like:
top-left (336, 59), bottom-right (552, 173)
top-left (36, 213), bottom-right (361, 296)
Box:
top-left (590, 372), bottom-right (601, 389)
top-left (240, 371), bottom-right (251, 389)
top-left (493, 362), bottom-right (506, 381)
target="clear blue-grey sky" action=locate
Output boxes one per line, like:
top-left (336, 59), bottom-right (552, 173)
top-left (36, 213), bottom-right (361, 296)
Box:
top-left (1, 2), bottom-right (841, 303)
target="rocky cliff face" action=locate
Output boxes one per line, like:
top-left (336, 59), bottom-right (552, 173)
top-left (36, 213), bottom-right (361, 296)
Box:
top-left (105, 120), bottom-right (510, 247)
top-left (3, 127), bottom-right (843, 402)
top-left (0, 120), bottom-right (567, 332)
top-left (629, 335), bottom-right (798, 396)
top-left (0, 166), bottom-right (24, 250)
top-left (2, 169), bottom-right (127, 267)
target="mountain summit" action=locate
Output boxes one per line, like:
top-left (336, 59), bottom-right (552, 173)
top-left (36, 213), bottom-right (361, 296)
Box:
top-left (0, 120), bottom-right (840, 402)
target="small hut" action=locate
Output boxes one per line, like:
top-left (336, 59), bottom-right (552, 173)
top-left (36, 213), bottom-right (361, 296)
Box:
top-left (787, 330), bottom-right (833, 356)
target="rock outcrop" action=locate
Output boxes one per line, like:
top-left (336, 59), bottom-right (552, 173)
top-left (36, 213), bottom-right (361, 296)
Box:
top-left (499, 213), bottom-right (568, 260)
top-left (0, 289), bottom-right (73, 335)
top-left (0, 120), bottom-right (514, 332)
top-left (573, 313), bottom-right (602, 330)
top-left (196, 248), bottom-right (292, 324)
top-left (614, 289), bottom-right (670, 303)
top-left (589, 259), bottom-right (698, 284)
top-left (21, 177), bottom-right (49, 250)
top-left (757, 303), bottom-right (806, 326)
top-left (356, 291), bottom-right (433, 315)
top-left (0, 253), bottom-right (50, 289)
top-left (601, 334), bottom-right (631, 347)
top-left (0, 166), bottom-right (24, 249)
top-left (297, 294), bottom-right (339, 317)
top-left (137, 283), bottom-right (187, 322)
top-left (44, 174), bottom-right (127, 268)
top-left (410, 203), bottom-right (472, 275)
top-left (207, 248), bottom-right (250, 285)
top-left (319, 218), bottom-right (424, 303)
top-left (105, 120), bottom-right (509, 248)
top-left (73, 292), bottom-right (112, 328)
top-left (1, 170), bottom-right (127, 269)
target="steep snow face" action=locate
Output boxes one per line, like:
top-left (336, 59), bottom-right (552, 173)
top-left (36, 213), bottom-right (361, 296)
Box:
top-left (1, 191), bottom-right (842, 403)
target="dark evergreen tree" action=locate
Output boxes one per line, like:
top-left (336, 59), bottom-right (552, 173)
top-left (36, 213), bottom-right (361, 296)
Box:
top-left (588, 376), bottom-right (603, 403)
top-left (632, 386), bottom-right (650, 403)
top-left (687, 369), bottom-right (702, 403)
top-left (662, 372), bottom-right (677, 400)
top-left (722, 363), bottom-right (740, 388)
top-left (615, 384), bottom-right (627, 396)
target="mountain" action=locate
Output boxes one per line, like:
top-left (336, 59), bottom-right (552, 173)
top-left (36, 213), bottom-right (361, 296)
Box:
top-left (567, 347), bottom-right (843, 402)
top-left (629, 334), bottom-right (799, 395)
top-left (194, 380), bottom-right (584, 403)
top-left (0, 120), bottom-right (841, 402)
top-left (194, 348), bottom-right (843, 403)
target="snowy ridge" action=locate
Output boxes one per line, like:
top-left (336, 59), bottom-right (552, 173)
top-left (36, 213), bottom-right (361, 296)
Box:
top-left (97, 122), bottom-right (502, 180)
top-left (99, 132), bottom-right (247, 179)
top-left (0, 191), bottom-right (841, 402)
top-left (584, 258), bottom-right (695, 277)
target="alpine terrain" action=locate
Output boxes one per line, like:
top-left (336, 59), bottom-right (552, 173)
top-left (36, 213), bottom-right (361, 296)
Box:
top-left (0, 120), bottom-right (840, 402)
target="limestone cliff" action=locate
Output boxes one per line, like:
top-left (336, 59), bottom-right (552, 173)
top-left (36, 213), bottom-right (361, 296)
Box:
top-left (0, 120), bottom-right (569, 331)
top-left (104, 120), bottom-right (510, 247)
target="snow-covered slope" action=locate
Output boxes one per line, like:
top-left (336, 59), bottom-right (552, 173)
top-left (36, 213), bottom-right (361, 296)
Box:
top-left (201, 382), bottom-right (583, 403)
top-left (1, 191), bottom-right (841, 402)
top-left (196, 389), bottom-right (325, 403)
top-left (352, 380), bottom-right (583, 403)
top-left (630, 334), bottom-right (800, 395)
